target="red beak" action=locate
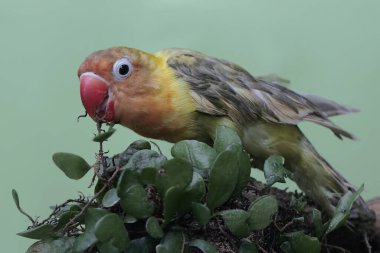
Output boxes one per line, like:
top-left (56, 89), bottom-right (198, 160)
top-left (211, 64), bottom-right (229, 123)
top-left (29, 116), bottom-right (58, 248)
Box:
top-left (79, 72), bottom-right (115, 122)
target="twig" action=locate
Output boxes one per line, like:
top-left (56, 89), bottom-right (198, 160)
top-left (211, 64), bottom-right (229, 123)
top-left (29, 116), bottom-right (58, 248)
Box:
top-left (150, 141), bottom-right (163, 155)
top-left (37, 199), bottom-right (87, 226)
top-left (88, 122), bottom-right (107, 188)
top-left (88, 171), bottom-right (97, 188)
top-left (63, 165), bottom-right (121, 232)
top-left (322, 243), bottom-right (351, 253)
top-left (363, 232), bottom-right (372, 253)
top-left (253, 240), bottom-right (268, 253)
top-left (77, 111), bottom-right (88, 122)
top-left (273, 214), bottom-right (294, 232)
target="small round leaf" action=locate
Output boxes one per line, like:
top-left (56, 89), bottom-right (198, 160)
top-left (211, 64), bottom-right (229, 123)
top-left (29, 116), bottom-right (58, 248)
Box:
top-left (207, 150), bottom-right (239, 209)
top-left (220, 209), bottom-right (250, 238)
top-left (248, 195), bottom-right (278, 230)
top-left (146, 217), bottom-right (164, 239)
top-left (189, 239), bottom-right (217, 253)
top-left (52, 152), bottom-right (91, 180)
top-left (93, 127), bottom-right (116, 142)
top-left (191, 202), bottom-right (211, 225)
top-left (102, 188), bottom-right (120, 208)
top-left (94, 213), bottom-right (129, 250)
top-left (213, 125), bottom-right (242, 153)
top-left (171, 140), bottom-right (217, 170)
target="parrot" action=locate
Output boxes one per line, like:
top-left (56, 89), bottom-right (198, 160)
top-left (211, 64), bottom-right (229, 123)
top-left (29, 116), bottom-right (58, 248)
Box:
top-left (78, 47), bottom-right (374, 223)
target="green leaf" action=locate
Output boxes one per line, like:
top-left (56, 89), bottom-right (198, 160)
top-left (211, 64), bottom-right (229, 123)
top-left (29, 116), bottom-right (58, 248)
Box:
top-left (123, 214), bottom-right (137, 224)
top-left (230, 145), bottom-right (252, 197)
top-left (12, 189), bottom-right (34, 223)
top-left (163, 186), bottom-right (186, 225)
top-left (156, 231), bottom-right (187, 253)
top-left (55, 211), bottom-right (80, 231)
top-left (184, 172), bottom-right (206, 202)
top-left (114, 140), bottom-right (152, 169)
top-left (124, 150), bottom-right (166, 172)
top-left (207, 150), bottom-right (239, 209)
top-left (146, 216), bottom-right (164, 239)
top-left (52, 152), bottom-right (91, 180)
top-left (171, 140), bottom-right (217, 170)
top-left (95, 179), bottom-right (106, 203)
top-left (126, 237), bottom-right (156, 253)
top-left (220, 209), bottom-right (250, 238)
top-left (191, 202), bottom-right (211, 225)
top-left (213, 125), bottom-right (242, 153)
top-left (129, 140), bottom-right (152, 150)
top-left (72, 208), bottom-right (110, 253)
top-left (263, 155), bottom-right (287, 186)
top-left (94, 213), bottom-right (129, 250)
top-left (280, 241), bottom-right (293, 253)
top-left (311, 208), bottom-right (324, 238)
top-left (189, 239), bottom-right (217, 253)
top-left (118, 183), bottom-right (154, 219)
top-left (102, 188), bottom-right (120, 208)
top-left (155, 158), bottom-right (193, 196)
top-left (17, 224), bottom-right (55, 239)
top-left (140, 167), bottom-right (158, 185)
top-left (26, 237), bottom-right (75, 253)
top-left (12, 189), bottom-right (20, 210)
top-left (117, 170), bottom-right (140, 195)
top-left (325, 184), bottom-right (364, 235)
top-left (281, 231), bottom-right (321, 253)
top-left (248, 195), bottom-right (278, 230)
top-left (93, 127), bottom-right (116, 142)
top-left (239, 239), bottom-right (258, 253)
top-left (97, 242), bottom-right (120, 253)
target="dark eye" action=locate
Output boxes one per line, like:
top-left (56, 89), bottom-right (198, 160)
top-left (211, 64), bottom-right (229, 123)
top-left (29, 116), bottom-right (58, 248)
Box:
top-left (112, 57), bottom-right (132, 80)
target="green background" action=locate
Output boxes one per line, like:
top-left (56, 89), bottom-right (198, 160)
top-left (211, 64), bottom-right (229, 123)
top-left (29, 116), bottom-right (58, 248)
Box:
top-left (1, 0), bottom-right (379, 251)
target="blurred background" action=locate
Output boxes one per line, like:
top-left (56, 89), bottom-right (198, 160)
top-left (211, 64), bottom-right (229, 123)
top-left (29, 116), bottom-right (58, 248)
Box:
top-left (1, 0), bottom-right (379, 251)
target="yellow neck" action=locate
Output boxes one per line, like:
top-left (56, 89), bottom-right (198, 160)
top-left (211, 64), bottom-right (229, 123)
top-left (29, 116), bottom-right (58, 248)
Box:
top-left (119, 51), bottom-right (198, 142)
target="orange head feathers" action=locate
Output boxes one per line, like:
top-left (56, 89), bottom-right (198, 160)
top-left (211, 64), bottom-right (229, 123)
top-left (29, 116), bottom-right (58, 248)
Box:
top-left (78, 47), bottom-right (197, 141)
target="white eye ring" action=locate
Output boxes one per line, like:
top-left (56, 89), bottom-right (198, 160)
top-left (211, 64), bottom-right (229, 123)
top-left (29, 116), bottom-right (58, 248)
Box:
top-left (112, 57), bottom-right (132, 80)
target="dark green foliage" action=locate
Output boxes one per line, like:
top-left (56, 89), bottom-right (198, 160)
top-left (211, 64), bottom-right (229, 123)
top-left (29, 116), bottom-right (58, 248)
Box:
top-left (324, 184), bottom-right (364, 235)
top-left (52, 152), bottom-right (91, 180)
top-left (239, 239), bottom-right (258, 253)
top-left (93, 127), bottom-right (116, 142)
top-left (17, 224), bottom-right (55, 240)
top-left (220, 209), bottom-right (251, 238)
top-left (102, 188), bottom-right (120, 208)
top-left (247, 195), bottom-right (278, 230)
top-left (263, 154), bottom-right (292, 186)
top-left (26, 237), bottom-right (75, 253)
top-left (207, 148), bottom-right (240, 209)
top-left (171, 140), bottom-right (217, 170)
top-left (14, 126), bottom-right (362, 253)
top-left (188, 239), bottom-right (217, 253)
top-left (145, 217), bottom-right (164, 239)
top-left (280, 231), bottom-right (321, 253)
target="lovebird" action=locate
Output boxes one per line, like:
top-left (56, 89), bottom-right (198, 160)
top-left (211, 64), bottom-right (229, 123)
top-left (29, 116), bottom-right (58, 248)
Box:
top-left (78, 47), bottom-right (374, 222)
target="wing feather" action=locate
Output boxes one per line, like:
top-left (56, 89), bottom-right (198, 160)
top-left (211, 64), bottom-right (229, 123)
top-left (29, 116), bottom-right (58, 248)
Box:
top-left (164, 48), bottom-right (355, 139)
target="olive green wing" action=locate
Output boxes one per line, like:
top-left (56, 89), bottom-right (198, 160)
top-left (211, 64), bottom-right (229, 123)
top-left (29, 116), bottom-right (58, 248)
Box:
top-left (165, 48), bottom-right (355, 139)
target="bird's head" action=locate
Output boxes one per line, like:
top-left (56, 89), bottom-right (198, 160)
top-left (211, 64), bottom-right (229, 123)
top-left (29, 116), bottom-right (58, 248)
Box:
top-left (78, 47), bottom-right (162, 124)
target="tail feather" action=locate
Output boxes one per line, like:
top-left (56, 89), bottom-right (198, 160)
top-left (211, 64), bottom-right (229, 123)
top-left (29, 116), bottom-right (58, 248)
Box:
top-left (292, 138), bottom-right (375, 223)
top-left (304, 114), bottom-right (357, 140)
top-left (242, 122), bottom-right (374, 225)
top-left (304, 94), bottom-right (359, 117)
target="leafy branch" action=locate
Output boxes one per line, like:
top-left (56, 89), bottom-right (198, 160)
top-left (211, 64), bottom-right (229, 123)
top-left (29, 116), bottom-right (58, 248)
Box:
top-left (13, 126), bottom-right (370, 253)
